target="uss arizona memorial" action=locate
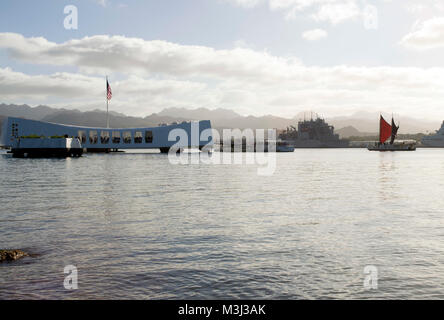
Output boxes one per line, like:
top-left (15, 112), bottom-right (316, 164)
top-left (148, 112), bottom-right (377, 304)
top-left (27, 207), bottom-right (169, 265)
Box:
top-left (1, 117), bottom-right (214, 153)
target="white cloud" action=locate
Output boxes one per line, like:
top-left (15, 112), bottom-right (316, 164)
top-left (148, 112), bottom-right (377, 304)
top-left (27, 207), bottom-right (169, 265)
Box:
top-left (405, 3), bottom-right (426, 15)
top-left (223, 0), bottom-right (362, 24)
top-left (269, 0), bottom-right (312, 11)
top-left (311, 1), bottom-right (359, 25)
top-left (0, 67), bottom-right (101, 99)
top-left (0, 67), bottom-right (210, 116)
top-left (233, 39), bottom-right (249, 48)
top-left (400, 17), bottom-right (444, 50)
top-left (2, 33), bottom-right (444, 119)
top-left (0, 33), bottom-right (303, 80)
top-left (0, 66), bottom-right (208, 101)
top-left (260, 0), bottom-right (361, 24)
top-left (404, 0), bottom-right (444, 14)
top-left (302, 28), bottom-right (328, 41)
top-left (96, 0), bottom-right (108, 7)
top-left (225, 0), bottom-right (263, 8)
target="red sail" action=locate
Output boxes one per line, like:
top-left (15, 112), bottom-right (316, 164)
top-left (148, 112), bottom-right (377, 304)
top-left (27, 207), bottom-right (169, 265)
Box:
top-left (380, 115), bottom-right (392, 143)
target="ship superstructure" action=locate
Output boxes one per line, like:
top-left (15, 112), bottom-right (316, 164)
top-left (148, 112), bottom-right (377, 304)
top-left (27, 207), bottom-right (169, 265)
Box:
top-left (421, 121), bottom-right (444, 147)
top-left (279, 116), bottom-right (349, 148)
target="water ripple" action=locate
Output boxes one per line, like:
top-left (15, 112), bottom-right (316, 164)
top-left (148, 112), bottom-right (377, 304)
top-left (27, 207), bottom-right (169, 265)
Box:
top-left (1, 149), bottom-right (444, 299)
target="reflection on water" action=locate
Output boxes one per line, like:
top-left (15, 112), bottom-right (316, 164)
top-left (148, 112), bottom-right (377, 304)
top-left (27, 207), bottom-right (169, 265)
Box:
top-left (1, 149), bottom-right (444, 299)
top-left (378, 153), bottom-right (399, 202)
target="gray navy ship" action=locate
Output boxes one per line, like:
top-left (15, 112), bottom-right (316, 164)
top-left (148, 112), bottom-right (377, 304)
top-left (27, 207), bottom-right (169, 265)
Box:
top-left (279, 116), bottom-right (349, 148)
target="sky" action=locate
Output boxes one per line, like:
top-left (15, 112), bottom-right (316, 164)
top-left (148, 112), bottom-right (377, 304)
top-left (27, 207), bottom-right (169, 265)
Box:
top-left (1, 0), bottom-right (444, 120)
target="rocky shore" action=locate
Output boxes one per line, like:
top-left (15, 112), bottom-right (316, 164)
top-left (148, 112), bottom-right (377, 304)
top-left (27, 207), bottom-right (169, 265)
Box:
top-left (0, 249), bottom-right (29, 262)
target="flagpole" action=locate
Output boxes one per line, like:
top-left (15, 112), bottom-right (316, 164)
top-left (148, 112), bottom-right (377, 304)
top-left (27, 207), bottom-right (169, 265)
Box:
top-left (106, 76), bottom-right (109, 128)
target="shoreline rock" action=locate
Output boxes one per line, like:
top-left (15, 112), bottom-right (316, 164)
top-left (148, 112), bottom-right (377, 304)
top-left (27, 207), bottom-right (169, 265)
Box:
top-left (0, 249), bottom-right (29, 262)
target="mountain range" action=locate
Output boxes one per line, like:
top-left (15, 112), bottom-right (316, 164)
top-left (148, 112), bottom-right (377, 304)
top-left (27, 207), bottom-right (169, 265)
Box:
top-left (0, 103), bottom-right (441, 138)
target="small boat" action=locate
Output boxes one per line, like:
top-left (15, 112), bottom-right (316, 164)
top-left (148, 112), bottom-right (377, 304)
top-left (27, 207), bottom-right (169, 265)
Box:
top-left (367, 115), bottom-right (416, 151)
top-left (276, 140), bottom-right (295, 152)
top-left (368, 140), bottom-right (416, 151)
top-left (10, 137), bottom-right (83, 158)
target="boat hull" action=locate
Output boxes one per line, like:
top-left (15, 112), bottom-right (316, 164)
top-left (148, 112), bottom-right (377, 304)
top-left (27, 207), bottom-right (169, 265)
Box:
top-left (217, 141), bottom-right (294, 152)
top-left (10, 137), bottom-right (83, 158)
top-left (421, 139), bottom-right (444, 147)
top-left (276, 145), bottom-right (295, 152)
top-left (367, 143), bottom-right (416, 151)
top-left (292, 139), bottom-right (349, 148)
top-left (11, 148), bottom-right (83, 158)
top-left (421, 120), bottom-right (444, 147)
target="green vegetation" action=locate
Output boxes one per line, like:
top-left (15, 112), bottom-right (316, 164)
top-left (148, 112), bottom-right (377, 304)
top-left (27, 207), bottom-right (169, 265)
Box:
top-left (20, 134), bottom-right (43, 139)
top-left (19, 134), bottom-right (68, 139)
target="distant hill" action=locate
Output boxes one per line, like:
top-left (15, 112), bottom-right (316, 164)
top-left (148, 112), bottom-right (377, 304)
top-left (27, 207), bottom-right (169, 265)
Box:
top-left (0, 103), bottom-right (440, 134)
top-left (335, 126), bottom-right (376, 138)
top-left (292, 110), bottom-right (439, 134)
top-left (41, 109), bottom-right (180, 128)
top-left (157, 107), bottom-right (241, 121)
top-left (0, 103), bottom-right (295, 130)
top-left (0, 103), bottom-right (189, 129)
top-left (0, 103), bottom-right (56, 120)
top-left (327, 111), bottom-right (437, 135)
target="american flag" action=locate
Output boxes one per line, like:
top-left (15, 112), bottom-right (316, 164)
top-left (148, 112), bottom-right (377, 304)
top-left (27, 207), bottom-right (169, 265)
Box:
top-left (106, 79), bottom-right (112, 100)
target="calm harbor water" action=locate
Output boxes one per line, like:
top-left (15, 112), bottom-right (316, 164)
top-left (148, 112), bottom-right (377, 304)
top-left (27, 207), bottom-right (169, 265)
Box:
top-left (1, 148), bottom-right (444, 299)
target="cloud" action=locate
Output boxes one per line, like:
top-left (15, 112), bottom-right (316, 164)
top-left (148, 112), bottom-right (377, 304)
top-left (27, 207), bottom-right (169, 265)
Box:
top-left (400, 17), bottom-right (444, 50)
top-left (310, 1), bottom-right (360, 25)
top-left (0, 33), bottom-right (303, 80)
top-left (222, 0), bottom-right (363, 24)
top-left (405, 3), bottom-right (426, 14)
top-left (230, 0), bottom-right (362, 24)
top-left (404, 0), bottom-right (444, 14)
top-left (96, 0), bottom-right (108, 7)
top-left (2, 33), bottom-right (444, 119)
top-left (0, 67), bottom-right (101, 99)
top-left (0, 67), bottom-right (210, 116)
top-left (225, 0), bottom-right (263, 8)
top-left (302, 28), bottom-right (328, 41)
